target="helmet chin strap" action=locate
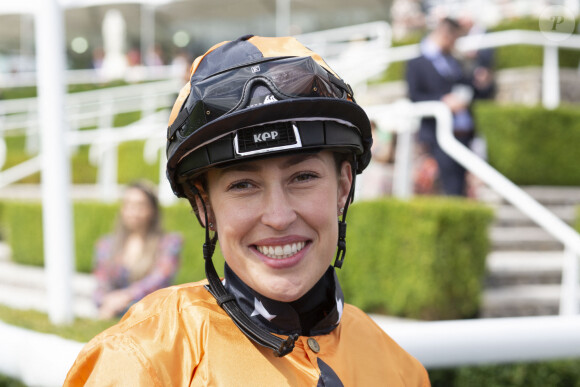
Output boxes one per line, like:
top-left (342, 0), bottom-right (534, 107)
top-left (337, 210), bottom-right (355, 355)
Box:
top-left (186, 182), bottom-right (298, 357)
top-left (334, 161), bottom-right (357, 269)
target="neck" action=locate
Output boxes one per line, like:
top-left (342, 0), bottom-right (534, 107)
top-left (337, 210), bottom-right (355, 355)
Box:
top-left (223, 264), bottom-right (344, 336)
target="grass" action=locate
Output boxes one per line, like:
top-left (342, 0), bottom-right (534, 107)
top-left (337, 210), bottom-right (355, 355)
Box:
top-left (0, 374), bottom-right (26, 387)
top-left (0, 304), bottom-right (117, 343)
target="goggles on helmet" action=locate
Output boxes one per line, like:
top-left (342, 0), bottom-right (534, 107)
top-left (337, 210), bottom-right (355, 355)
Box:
top-left (168, 56), bottom-right (353, 145)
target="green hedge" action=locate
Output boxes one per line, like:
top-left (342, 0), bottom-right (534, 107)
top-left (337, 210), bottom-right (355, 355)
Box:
top-left (0, 374), bottom-right (26, 387)
top-left (0, 200), bottom-right (222, 284)
top-left (338, 197), bottom-right (492, 320)
top-left (489, 17), bottom-right (580, 70)
top-left (0, 197), bottom-right (491, 320)
top-left (0, 80), bottom-right (131, 100)
top-left (475, 103), bottom-right (580, 186)
top-left (429, 359), bottom-right (580, 387)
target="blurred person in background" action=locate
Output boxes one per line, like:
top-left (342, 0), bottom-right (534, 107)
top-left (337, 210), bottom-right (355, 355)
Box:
top-left (357, 120), bottom-right (395, 199)
top-left (406, 17), bottom-right (493, 196)
top-left (65, 35), bottom-right (430, 386)
top-left (458, 12), bottom-right (495, 96)
top-left (93, 180), bottom-right (182, 319)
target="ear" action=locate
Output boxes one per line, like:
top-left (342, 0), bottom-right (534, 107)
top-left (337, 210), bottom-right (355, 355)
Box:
top-left (337, 161), bottom-right (353, 209)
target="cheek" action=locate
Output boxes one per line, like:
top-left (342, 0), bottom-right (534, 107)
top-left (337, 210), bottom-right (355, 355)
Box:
top-left (213, 199), bottom-right (256, 244)
top-left (298, 187), bottom-right (339, 234)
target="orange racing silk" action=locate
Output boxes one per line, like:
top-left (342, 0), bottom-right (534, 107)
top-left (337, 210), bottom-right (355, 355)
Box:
top-left (64, 280), bottom-right (430, 386)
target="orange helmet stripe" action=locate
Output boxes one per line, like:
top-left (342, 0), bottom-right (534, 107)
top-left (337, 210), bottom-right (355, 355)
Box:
top-left (167, 82), bottom-right (191, 127)
top-left (168, 40), bottom-right (231, 127)
top-left (248, 36), bottom-right (338, 77)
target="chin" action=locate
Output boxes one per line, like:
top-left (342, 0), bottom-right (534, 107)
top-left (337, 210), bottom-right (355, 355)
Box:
top-left (260, 281), bottom-right (307, 303)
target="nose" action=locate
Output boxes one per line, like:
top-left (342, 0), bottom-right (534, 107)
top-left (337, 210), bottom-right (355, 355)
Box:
top-left (260, 184), bottom-right (297, 231)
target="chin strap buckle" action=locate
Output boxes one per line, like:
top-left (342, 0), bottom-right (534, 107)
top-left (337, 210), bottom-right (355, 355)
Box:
top-left (274, 334), bottom-right (299, 357)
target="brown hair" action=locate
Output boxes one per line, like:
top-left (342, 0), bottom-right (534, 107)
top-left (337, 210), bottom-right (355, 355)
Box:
top-left (111, 180), bottom-right (164, 281)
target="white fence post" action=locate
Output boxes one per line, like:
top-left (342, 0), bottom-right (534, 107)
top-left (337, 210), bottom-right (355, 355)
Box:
top-left (560, 248), bottom-right (580, 315)
top-left (34, 0), bottom-right (74, 325)
top-left (542, 44), bottom-right (560, 109)
top-left (98, 144), bottom-right (119, 203)
top-left (392, 130), bottom-right (414, 199)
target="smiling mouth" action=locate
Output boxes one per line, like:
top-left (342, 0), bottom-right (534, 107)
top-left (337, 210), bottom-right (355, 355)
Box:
top-left (256, 241), bottom-right (307, 259)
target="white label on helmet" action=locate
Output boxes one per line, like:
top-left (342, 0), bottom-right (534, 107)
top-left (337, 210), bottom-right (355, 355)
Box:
top-left (234, 123), bottom-right (302, 157)
top-left (253, 131), bottom-right (279, 143)
top-left (251, 65), bottom-right (261, 73)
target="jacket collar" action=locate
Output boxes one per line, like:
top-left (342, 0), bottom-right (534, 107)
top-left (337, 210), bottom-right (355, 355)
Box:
top-left (223, 264), bottom-right (344, 336)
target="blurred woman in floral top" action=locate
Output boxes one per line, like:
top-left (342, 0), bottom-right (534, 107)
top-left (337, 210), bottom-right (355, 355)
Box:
top-left (93, 180), bottom-right (183, 319)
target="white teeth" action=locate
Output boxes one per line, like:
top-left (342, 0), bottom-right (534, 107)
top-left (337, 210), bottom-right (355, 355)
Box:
top-left (257, 242), bottom-right (306, 259)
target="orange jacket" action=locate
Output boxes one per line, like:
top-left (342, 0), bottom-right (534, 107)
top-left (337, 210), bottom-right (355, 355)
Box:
top-left (65, 280), bottom-right (430, 386)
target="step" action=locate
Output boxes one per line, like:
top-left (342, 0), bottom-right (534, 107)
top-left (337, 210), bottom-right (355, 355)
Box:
top-left (493, 204), bottom-right (577, 227)
top-left (0, 282), bottom-right (97, 319)
top-left (519, 186), bottom-right (580, 206)
top-left (485, 251), bottom-right (563, 286)
top-left (0, 260), bottom-right (97, 318)
top-left (481, 284), bottom-right (568, 317)
top-left (490, 227), bottom-right (564, 251)
top-left (477, 185), bottom-right (580, 206)
top-left (0, 260), bottom-right (96, 298)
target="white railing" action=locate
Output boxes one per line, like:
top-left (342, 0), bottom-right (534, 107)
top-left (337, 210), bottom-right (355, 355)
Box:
top-left (295, 21), bottom-right (393, 88)
top-left (67, 109), bottom-right (173, 204)
top-left (364, 101), bottom-right (580, 315)
top-left (2, 313), bottom-right (579, 386)
top-left (0, 79), bottom-right (178, 135)
top-left (0, 65), bottom-right (181, 89)
top-left (0, 79), bottom-right (178, 200)
top-left (376, 314), bottom-right (580, 368)
top-left (0, 110), bottom-right (173, 203)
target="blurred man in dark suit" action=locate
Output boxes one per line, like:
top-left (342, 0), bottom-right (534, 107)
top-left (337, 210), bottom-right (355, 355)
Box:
top-left (406, 17), bottom-right (493, 196)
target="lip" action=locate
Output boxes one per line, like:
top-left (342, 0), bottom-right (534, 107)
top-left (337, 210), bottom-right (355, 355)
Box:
top-left (251, 235), bottom-right (312, 270)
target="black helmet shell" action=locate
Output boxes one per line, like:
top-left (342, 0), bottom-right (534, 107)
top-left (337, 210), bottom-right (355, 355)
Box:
top-left (166, 35), bottom-right (372, 197)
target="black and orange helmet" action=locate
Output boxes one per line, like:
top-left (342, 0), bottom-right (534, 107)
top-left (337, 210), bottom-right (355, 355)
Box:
top-left (166, 34), bottom-right (372, 197)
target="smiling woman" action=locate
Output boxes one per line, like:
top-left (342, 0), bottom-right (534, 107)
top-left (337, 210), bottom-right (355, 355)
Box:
top-left (64, 35), bottom-right (431, 386)
top-left (204, 151), bottom-right (351, 303)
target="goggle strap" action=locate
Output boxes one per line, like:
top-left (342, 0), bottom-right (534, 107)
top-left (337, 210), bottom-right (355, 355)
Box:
top-left (167, 105), bottom-right (191, 141)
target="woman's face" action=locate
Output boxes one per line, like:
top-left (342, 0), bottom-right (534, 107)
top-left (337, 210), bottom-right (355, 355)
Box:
top-left (204, 151), bottom-right (352, 302)
top-left (120, 187), bottom-right (155, 233)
